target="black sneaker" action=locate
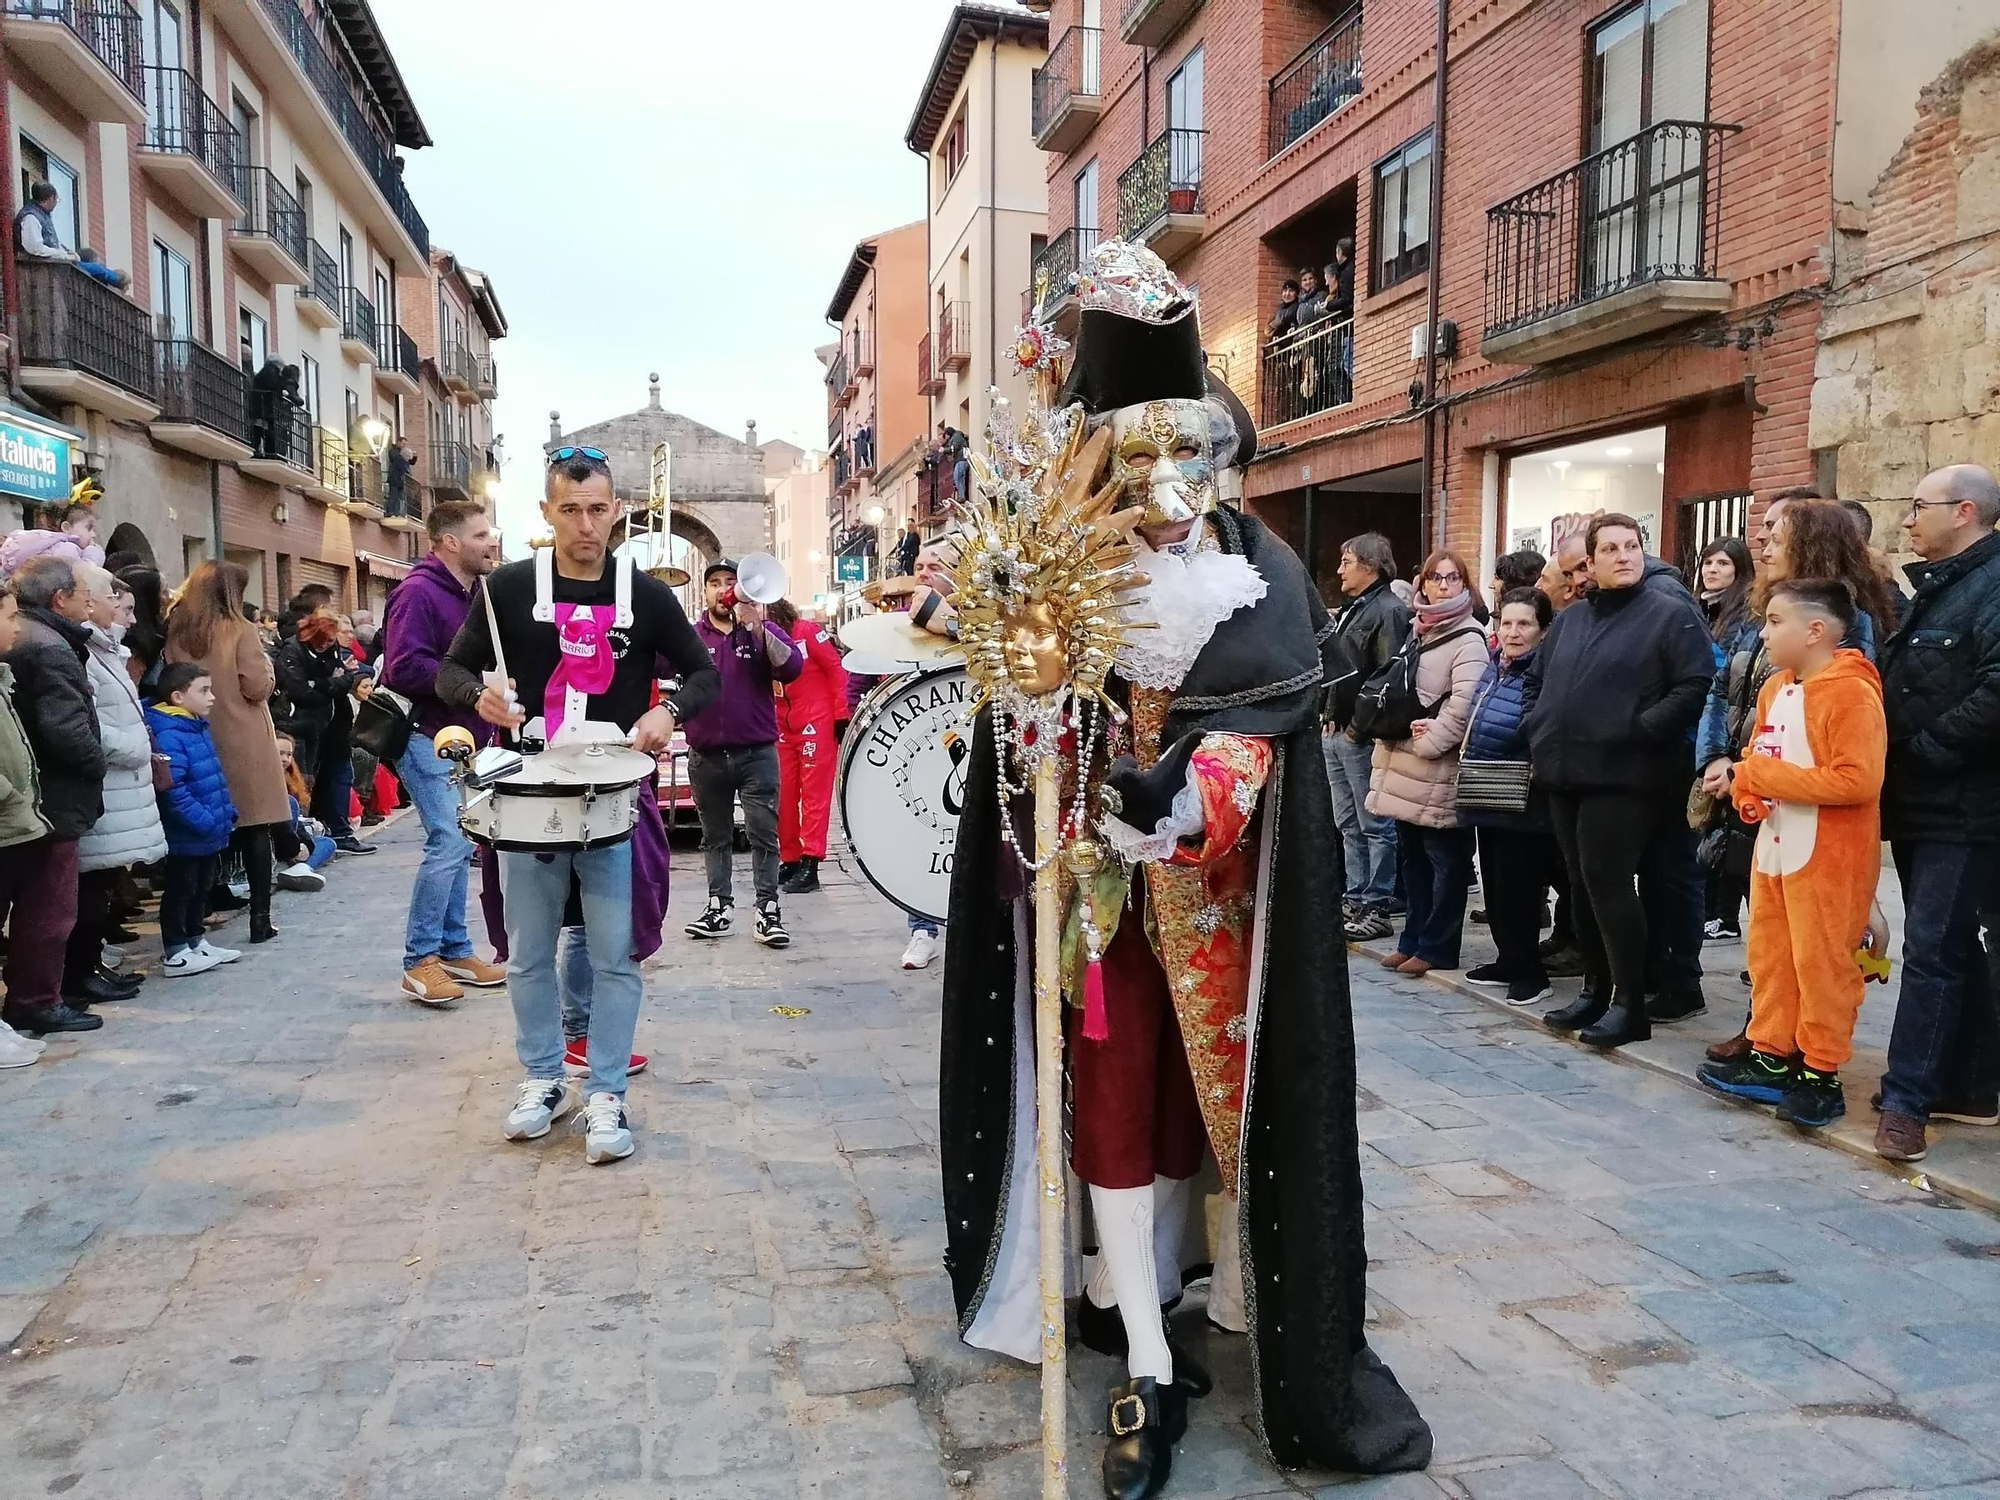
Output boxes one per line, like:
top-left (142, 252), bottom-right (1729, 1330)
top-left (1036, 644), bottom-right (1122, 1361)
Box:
top-left (1469, 908), bottom-right (1489, 926)
top-left (1646, 988), bottom-right (1708, 1024)
top-left (684, 897), bottom-right (733, 939)
top-left (781, 856), bottom-right (820, 894)
top-left (1697, 1050), bottom-right (1794, 1105)
top-left (1542, 946), bottom-right (1585, 979)
top-left (335, 835), bottom-right (378, 856)
top-left (1505, 978), bottom-right (1553, 1006)
top-left (1776, 1069), bottom-right (1846, 1130)
top-left (1464, 963), bottom-right (1510, 989)
top-left (778, 861), bottom-right (800, 886)
top-left (1702, 919), bottom-right (1742, 942)
top-left (3, 1002), bottom-right (103, 1035)
top-left (1343, 910), bottom-right (1393, 941)
top-left (754, 900), bottom-right (790, 949)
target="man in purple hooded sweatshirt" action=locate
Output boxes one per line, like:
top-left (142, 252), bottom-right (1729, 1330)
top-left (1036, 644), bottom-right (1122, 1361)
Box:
top-left (379, 500), bottom-right (507, 1006)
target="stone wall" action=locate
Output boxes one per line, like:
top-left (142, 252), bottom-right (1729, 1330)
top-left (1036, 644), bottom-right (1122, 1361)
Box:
top-left (1809, 35), bottom-right (2000, 564)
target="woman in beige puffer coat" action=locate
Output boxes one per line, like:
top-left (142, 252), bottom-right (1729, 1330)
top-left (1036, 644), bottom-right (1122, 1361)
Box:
top-left (1367, 553), bottom-right (1489, 974)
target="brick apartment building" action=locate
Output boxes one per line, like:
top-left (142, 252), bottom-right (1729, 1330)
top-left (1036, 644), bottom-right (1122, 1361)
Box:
top-left (822, 219), bottom-right (927, 607)
top-left (1025, 0), bottom-right (1995, 592)
top-left (398, 247), bottom-right (504, 564)
top-left (0, 0), bottom-right (499, 610)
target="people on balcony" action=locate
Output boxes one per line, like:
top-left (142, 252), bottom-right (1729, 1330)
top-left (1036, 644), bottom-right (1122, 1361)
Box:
top-left (13, 182), bottom-right (75, 265)
top-left (385, 436), bottom-right (415, 518)
top-left (76, 247), bottom-right (130, 293)
top-left (1265, 278), bottom-right (1301, 340)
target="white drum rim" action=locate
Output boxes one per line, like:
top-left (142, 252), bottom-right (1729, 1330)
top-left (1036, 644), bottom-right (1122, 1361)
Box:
top-left (836, 665), bottom-right (967, 927)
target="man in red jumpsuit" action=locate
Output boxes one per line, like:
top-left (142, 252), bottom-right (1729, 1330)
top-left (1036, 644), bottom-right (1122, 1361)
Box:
top-left (773, 598), bottom-right (846, 893)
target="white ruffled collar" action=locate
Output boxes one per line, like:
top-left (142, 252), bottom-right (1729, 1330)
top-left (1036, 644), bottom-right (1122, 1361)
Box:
top-left (1114, 529), bottom-right (1267, 690)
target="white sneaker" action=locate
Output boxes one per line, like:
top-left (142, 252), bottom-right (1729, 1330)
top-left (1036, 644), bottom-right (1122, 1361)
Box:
top-left (163, 945), bottom-right (224, 977)
top-left (274, 862), bottom-right (325, 892)
top-left (100, 943), bottom-right (125, 967)
top-left (0, 1025), bottom-right (42, 1068)
top-left (503, 1076), bottom-right (579, 1141)
top-left (578, 1091), bottom-right (634, 1164)
top-left (0, 1020), bottom-right (46, 1057)
top-left (199, 938), bottom-right (241, 964)
top-left (901, 930), bottom-right (940, 970)
top-left (228, 878), bottom-right (251, 901)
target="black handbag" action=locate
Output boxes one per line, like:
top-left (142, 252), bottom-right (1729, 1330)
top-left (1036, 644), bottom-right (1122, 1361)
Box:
top-left (1349, 626), bottom-right (1482, 743)
top-left (1456, 758), bottom-right (1531, 813)
top-left (351, 684), bottom-right (416, 763)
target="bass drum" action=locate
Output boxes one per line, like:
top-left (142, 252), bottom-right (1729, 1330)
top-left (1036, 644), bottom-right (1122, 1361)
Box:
top-left (837, 667), bottom-right (971, 926)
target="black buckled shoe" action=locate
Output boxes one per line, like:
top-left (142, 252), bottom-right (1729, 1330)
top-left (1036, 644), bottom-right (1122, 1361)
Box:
top-left (1580, 999), bottom-right (1652, 1049)
top-left (1074, 1297), bottom-right (1210, 1397)
top-left (1543, 989), bottom-right (1608, 1032)
top-left (66, 970), bottom-right (139, 1007)
top-left (1101, 1376), bottom-right (1186, 1500)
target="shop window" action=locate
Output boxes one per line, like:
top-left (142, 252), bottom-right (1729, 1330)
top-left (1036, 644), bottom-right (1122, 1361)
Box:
top-left (1502, 426), bottom-right (1665, 558)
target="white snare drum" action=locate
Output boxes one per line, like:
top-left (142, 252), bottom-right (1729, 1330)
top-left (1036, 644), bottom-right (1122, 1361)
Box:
top-left (837, 667), bottom-right (971, 925)
top-left (459, 741), bottom-right (658, 852)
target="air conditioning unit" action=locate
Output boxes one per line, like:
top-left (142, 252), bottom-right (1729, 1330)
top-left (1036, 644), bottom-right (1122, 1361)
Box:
top-left (1408, 319), bottom-right (1459, 361)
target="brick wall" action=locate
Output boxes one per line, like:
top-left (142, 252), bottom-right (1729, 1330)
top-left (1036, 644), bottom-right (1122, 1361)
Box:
top-left (1038, 0), bottom-right (1844, 561)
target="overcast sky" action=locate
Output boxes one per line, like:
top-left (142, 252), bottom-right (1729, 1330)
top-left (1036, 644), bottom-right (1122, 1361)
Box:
top-left (379, 0), bottom-right (972, 544)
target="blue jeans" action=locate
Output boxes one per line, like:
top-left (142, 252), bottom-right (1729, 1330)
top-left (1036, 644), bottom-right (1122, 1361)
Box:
top-left (1880, 841), bottom-right (2000, 1120)
top-left (502, 842), bottom-right (641, 1098)
top-left (397, 734), bottom-right (473, 970)
top-left (1324, 730), bottom-right (1396, 909)
top-left (909, 914), bottom-right (939, 938)
top-left (305, 833), bottom-right (336, 870)
top-left (558, 924), bottom-right (592, 1041)
top-left (1394, 821), bottom-right (1474, 968)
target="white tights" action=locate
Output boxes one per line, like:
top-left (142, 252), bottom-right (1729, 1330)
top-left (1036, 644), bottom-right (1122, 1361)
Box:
top-left (1086, 1181), bottom-right (1173, 1382)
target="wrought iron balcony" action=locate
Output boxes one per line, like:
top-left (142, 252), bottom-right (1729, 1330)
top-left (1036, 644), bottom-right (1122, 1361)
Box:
top-left (256, 0), bottom-right (428, 258)
top-left (151, 338), bottom-right (250, 458)
top-left (230, 165), bottom-right (308, 283)
top-left (1483, 119), bottom-right (1741, 363)
top-left (1032, 25), bottom-right (1102, 153)
top-left (297, 239), bottom-right (340, 329)
top-left (373, 323), bottom-right (420, 396)
top-left (918, 333), bottom-right (943, 396)
top-left (1118, 128), bottom-right (1205, 260)
top-left (1027, 226), bottom-right (1101, 332)
top-left (340, 287), bottom-right (377, 360)
top-left (429, 438), bottom-right (473, 500)
top-left (346, 452), bottom-right (385, 517)
top-left (241, 405), bottom-right (314, 486)
top-left (474, 354), bottom-right (497, 400)
top-left (850, 329), bottom-right (874, 379)
top-left (302, 426), bottom-right (347, 502)
top-left (1260, 317), bottom-right (1353, 430)
top-left (1268, 7), bottom-right (1361, 159)
top-left (442, 343), bottom-right (473, 394)
top-left (825, 349), bottom-right (848, 400)
top-left (827, 413), bottom-right (843, 450)
top-left (138, 65), bottom-right (243, 219)
top-left (15, 261), bottom-right (158, 421)
top-left (0, 0), bottom-right (144, 125)
top-left (939, 301), bottom-right (971, 374)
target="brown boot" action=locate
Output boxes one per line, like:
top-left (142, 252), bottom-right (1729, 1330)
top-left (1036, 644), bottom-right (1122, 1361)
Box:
top-left (1706, 1023), bottom-right (1753, 1064)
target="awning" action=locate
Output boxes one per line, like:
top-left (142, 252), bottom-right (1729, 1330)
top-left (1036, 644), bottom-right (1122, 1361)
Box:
top-left (356, 550), bottom-right (413, 580)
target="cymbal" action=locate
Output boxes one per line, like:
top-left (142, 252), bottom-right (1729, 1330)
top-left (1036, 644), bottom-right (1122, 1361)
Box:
top-left (837, 610), bottom-right (958, 668)
top-left (648, 564), bottom-right (691, 588)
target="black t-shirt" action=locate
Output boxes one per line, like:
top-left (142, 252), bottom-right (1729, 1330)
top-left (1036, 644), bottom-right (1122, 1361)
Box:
top-left (437, 557), bottom-right (718, 732)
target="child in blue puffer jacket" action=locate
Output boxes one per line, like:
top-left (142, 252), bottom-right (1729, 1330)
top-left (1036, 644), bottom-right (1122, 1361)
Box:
top-left (147, 662), bottom-right (240, 975)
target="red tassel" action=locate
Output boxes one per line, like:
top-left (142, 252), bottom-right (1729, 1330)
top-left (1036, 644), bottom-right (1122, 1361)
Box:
top-left (1082, 957), bottom-right (1110, 1042)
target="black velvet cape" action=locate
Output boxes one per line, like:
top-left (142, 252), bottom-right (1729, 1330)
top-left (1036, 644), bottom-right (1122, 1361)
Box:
top-left (937, 509), bottom-right (1433, 1475)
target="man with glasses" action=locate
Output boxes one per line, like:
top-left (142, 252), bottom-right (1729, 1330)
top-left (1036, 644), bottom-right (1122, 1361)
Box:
top-left (436, 447), bottom-right (719, 1165)
top-left (1872, 464), bottom-right (2000, 1163)
top-left (1325, 532), bottom-right (1408, 941)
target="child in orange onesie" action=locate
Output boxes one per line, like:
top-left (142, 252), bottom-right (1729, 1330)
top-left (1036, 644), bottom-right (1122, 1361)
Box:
top-left (1698, 578), bottom-right (1886, 1129)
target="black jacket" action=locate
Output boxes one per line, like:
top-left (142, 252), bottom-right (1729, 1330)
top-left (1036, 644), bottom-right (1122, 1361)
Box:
top-left (1879, 530), bottom-right (2000, 843)
top-left (4, 607), bottom-right (105, 840)
top-left (1522, 559), bottom-right (1714, 795)
top-left (1326, 255), bottom-right (1355, 319)
top-left (273, 637), bottom-right (357, 737)
top-left (1327, 577), bottom-right (1410, 726)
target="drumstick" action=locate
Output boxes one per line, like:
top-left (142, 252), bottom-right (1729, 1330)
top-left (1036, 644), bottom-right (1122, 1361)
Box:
top-left (481, 578), bottom-right (519, 748)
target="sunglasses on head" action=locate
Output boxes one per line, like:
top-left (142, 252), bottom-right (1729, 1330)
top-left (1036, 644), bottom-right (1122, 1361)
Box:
top-left (548, 446), bottom-right (609, 467)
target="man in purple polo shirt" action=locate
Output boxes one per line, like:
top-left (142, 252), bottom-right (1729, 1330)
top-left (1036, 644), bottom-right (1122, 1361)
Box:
top-left (683, 558), bottom-right (803, 947)
top-left (379, 500), bottom-right (506, 1006)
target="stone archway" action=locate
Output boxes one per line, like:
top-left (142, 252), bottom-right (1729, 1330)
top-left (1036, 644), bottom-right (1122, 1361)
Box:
top-left (104, 521), bottom-right (158, 569)
top-left (671, 508), bottom-right (722, 567)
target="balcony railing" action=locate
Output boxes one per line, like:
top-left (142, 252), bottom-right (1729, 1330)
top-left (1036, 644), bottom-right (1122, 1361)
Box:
top-left (1484, 120), bottom-right (1740, 340)
top-left (2, 0), bottom-right (144, 103)
top-left (301, 239), bottom-right (340, 317)
top-left (1268, 7), bottom-right (1362, 158)
top-left (1120, 128), bottom-right (1205, 239)
top-left (832, 446), bottom-right (852, 495)
top-left (917, 332), bottom-right (941, 395)
top-left (140, 65), bottom-right (242, 193)
top-left (1260, 317), bottom-right (1352, 429)
top-left (1028, 225), bottom-right (1101, 315)
top-left (233, 165), bottom-right (307, 263)
top-left (155, 338), bottom-right (248, 440)
top-left (383, 452), bottom-right (419, 523)
top-left (256, 0), bottom-right (428, 257)
top-left (314, 427), bottom-right (347, 492)
top-left (429, 438), bottom-right (472, 496)
top-left (347, 452), bottom-right (384, 511)
top-left (15, 261), bottom-right (156, 399)
top-left (939, 301), bottom-right (971, 372)
top-left (1032, 25), bottom-right (1102, 139)
top-left (473, 355), bottom-right (496, 399)
top-left (826, 349), bottom-right (848, 397)
top-left (254, 405), bottom-right (312, 471)
top-left (341, 286), bottom-right (377, 351)
top-left (827, 413), bottom-right (843, 450)
top-left (850, 328), bottom-right (873, 377)
top-left (374, 323), bottom-right (420, 382)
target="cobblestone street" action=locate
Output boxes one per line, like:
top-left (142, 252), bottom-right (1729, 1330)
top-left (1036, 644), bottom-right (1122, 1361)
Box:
top-left (3, 817), bottom-right (1999, 1500)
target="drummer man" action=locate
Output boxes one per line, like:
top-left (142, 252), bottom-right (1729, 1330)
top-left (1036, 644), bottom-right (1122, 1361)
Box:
top-left (436, 448), bottom-right (718, 1164)
top-left (860, 537), bottom-right (958, 970)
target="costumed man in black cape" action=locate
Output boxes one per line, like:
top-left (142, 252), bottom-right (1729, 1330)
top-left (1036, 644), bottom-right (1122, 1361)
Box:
top-left (938, 242), bottom-right (1431, 1499)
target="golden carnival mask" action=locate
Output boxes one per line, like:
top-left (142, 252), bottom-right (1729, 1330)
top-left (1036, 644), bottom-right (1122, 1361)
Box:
top-left (1108, 398), bottom-right (1216, 527)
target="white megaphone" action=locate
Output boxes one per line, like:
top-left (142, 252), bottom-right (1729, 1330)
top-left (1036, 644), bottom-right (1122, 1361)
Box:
top-left (735, 551), bottom-right (787, 606)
